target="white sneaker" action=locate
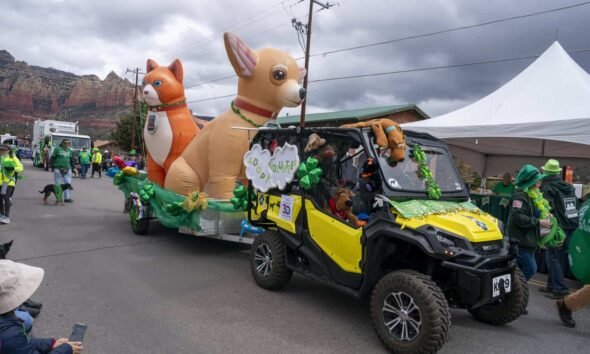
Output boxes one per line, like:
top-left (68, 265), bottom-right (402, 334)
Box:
top-left (0, 215), bottom-right (9, 224)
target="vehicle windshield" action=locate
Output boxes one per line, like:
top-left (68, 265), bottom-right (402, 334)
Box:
top-left (52, 135), bottom-right (91, 150)
top-left (375, 144), bottom-right (464, 193)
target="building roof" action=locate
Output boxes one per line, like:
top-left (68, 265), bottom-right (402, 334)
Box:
top-left (94, 140), bottom-right (114, 148)
top-left (277, 104), bottom-right (429, 125)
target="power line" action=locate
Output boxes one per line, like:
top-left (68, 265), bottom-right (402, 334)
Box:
top-left (186, 1), bottom-right (590, 86)
top-left (184, 47), bottom-right (590, 104)
top-left (306, 0), bottom-right (590, 59)
top-left (173, 0), bottom-right (301, 59)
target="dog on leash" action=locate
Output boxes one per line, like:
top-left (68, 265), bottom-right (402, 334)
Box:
top-left (0, 240), bottom-right (12, 259)
top-left (164, 32), bottom-right (306, 198)
top-left (39, 183), bottom-right (73, 205)
top-left (141, 58), bottom-right (200, 187)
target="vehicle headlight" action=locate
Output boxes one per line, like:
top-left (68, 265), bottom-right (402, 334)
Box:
top-left (436, 233), bottom-right (456, 248)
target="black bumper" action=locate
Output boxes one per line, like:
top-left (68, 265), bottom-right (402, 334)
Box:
top-left (441, 255), bottom-right (516, 309)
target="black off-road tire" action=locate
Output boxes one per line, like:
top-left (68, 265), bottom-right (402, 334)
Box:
top-left (250, 231), bottom-right (292, 290)
top-left (468, 267), bottom-right (529, 325)
top-left (370, 270), bottom-right (450, 354)
top-left (129, 199), bottom-right (150, 235)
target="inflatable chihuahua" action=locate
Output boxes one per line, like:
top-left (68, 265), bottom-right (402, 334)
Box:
top-left (142, 59), bottom-right (199, 187)
top-left (165, 32), bottom-right (307, 198)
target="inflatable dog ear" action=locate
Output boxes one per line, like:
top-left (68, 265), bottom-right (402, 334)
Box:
top-left (224, 32), bottom-right (258, 78)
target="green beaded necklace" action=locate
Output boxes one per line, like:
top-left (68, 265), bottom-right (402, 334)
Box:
top-left (231, 100), bottom-right (262, 128)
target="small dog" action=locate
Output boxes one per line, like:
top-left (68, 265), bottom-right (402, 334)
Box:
top-left (39, 183), bottom-right (73, 205)
top-left (0, 240), bottom-right (13, 259)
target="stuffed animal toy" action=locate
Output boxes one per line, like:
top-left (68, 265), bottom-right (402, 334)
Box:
top-left (342, 119), bottom-right (406, 163)
top-left (304, 133), bottom-right (326, 153)
top-left (165, 32), bottom-right (307, 198)
top-left (142, 58), bottom-right (199, 187)
top-left (328, 188), bottom-right (366, 227)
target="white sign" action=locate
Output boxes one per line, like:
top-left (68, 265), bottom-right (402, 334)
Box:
top-left (268, 143), bottom-right (300, 190)
top-left (492, 274), bottom-right (511, 297)
top-left (279, 195), bottom-right (295, 221)
top-left (243, 143), bottom-right (300, 192)
top-left (243, 144), bottom-right (273, 192)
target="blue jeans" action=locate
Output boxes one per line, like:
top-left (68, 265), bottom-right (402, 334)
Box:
top-left (81, 163), bottom-right (90, 178)
top-left (15, 309), bottom-right (33, 333)
top-left (54, 169), bottom-right (72, 200)
top-left (517, 248), bottom-right (537, 281)
top-left (545, 245), bottom-right (568, 294)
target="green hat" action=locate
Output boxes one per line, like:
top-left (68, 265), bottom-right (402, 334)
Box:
top-left (515, 164), bottom-right (544, 190)
top-left (129, 149), bottom-right (136, 156)
top-left (92, 147), bottom-right (99, 152)
top-left (541, 159), bottom-right (561, 175)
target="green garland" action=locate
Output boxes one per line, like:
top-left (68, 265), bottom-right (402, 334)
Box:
top-left (230, 185), bottom-right (250, 211)
top-left (231, 101), bottom-right (262, 128)
top-left (527, 188), bottom-right (565, 247)
top-left (526, 188), bottom-right (551, 218)
top-left (412, 145), bottom-right (441, 200)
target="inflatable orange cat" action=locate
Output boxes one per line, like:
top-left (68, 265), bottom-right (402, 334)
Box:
top-left (142, 59), bottom-right (199, 186)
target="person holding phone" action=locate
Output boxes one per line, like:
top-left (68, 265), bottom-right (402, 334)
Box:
top-left (0, 260), bottom-right (83, 354)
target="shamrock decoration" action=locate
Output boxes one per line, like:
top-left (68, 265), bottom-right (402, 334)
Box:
top-left (296, 157), bottom-right (323, 190)
top-left (412, 144), bottom-right (442, 200)
top-left (183, 191), bottom-right (209, 212)
top-left (138, 183), bottom-right (155, 202)
top-left (230, 185), bottom-right (249, 211)
top-left (163, 201), bottom-right (185, 216)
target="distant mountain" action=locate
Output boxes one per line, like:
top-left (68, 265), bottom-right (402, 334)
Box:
top-left (0, 49), bottom-right (135, 139)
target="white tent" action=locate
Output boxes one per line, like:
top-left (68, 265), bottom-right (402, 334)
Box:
top-left (403, 41), bottom-right (590, 177)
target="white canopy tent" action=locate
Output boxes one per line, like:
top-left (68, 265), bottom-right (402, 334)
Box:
top-left (403, 41), bottom-right (590, 178)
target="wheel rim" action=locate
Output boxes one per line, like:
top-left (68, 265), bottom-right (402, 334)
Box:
top-left (382, 291), bottom-right (422, 342)
top-left (254, 243), bottom-right (273, 277)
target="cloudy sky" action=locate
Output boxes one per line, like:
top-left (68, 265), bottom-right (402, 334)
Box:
top-left (2, 0), bottom-right (590, 118)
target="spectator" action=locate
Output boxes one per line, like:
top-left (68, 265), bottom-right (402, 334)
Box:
top-left (0, 145), bottom-right (23, 224)
top-left (0, 259), bottom-right (83, 354)
top-left (50, 140), bottom-right (74, 203)
top-left (539, 159), bottom-right (579, 299)
top-left (493, 172), bottom-right (515, 197)
top-left (507, 164), bottom-right (551, 281)
top-left (78, 147), bottom-right (91, 180)
top-left (90, 148), bottom-right (102, 178)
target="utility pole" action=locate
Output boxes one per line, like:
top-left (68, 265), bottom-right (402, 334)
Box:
top-left (298, 0), bottom-right (334, 127)
top-left (126, 67), bottom-right (140, 150)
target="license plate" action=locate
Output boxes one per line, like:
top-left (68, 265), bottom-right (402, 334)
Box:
top-left (492, 274), bottom-right (511, 297)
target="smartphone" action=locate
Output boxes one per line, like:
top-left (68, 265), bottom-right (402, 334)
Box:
top-left (69, 323), bottom-right (87, 342)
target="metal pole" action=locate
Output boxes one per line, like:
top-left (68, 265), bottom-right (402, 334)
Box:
top-left (131, 68), bottom-right (139, 150)
top-left (299, 0), bottom-right (315, 128)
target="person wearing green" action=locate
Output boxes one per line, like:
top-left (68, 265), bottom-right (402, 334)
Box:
top-left (0, 144), bottom-right (24, 224)
top-left (78, 147), bottom-right (91, 180)
top-left (50, 139), bottom-right (74, 203)
top-left (539, 159), bottom-right (579, 299)
top-left (493, 172), bottom-right (516, 197)
top-left (507, 164), bottom-right (552, 282)
top-left (91, 147), bottom-right (102, 178)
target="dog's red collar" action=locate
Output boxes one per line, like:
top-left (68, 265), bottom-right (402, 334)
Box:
top-left (234, 98), bottom-right (278, 119)
top-left (148, 100), bottom-right (187, 112)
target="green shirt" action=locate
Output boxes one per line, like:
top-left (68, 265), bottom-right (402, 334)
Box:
top-left (493, 182), bottom-right (515, 197)
top-left (51, 145), bottom-right (73, 169)
top-left (79, 151), bottom-right (90, 165)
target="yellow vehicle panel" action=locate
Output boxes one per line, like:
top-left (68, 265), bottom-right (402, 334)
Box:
top-left (395, 209), bottom-right (503, 243)
top-left (251, 194), bottom-right (302, 234)
top-left (306, 200), bottom-right (363, 274)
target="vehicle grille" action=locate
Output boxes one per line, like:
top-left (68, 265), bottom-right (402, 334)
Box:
top-left (472, 240), bottom-right (503, 256)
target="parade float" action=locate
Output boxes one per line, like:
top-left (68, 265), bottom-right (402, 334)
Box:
top-left (113, 32), bottom-right (528, 354)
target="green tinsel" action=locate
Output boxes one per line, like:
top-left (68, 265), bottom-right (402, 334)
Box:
top-left (412, 144), bottom-right (441, 199)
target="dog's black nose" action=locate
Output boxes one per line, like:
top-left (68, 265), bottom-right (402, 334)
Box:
top-left (299, 88), bottom-right (307, 99)
top-left (345, 200), bottom-right (353, 207)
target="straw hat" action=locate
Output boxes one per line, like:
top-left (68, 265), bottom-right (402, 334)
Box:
top-left (0, 260), bottom-right (44, 314)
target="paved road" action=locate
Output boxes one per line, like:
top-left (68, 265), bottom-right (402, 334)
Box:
top-left (2, 161), bottom-right (588, 354)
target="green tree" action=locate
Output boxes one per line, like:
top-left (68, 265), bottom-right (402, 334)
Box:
top-left (109, 103), bottom-right (147, 153)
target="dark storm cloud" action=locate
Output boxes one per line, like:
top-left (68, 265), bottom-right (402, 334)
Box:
top-left (2, 0), bottom-right (590, 117)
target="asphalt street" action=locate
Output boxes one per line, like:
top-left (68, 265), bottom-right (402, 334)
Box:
top-left (1, 161), bottom-right (588, 354)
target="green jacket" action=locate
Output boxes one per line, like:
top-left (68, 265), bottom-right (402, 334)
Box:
top-left (541, 175), bottom-right (579, 230)
top-left (507, 190), bottom-right (539, 250)
top-left (50, 145), bottom-right (73, 169)
top-left (79, 151), bottom-right (91, 165)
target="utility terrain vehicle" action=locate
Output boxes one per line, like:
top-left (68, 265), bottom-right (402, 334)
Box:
top-left (247, 127), bottom-right (528, 354)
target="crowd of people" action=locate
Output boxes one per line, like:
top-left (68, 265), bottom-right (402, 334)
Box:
top-left (505, 159), bottom-right (589, 326)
